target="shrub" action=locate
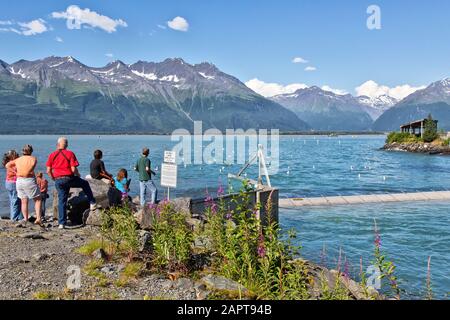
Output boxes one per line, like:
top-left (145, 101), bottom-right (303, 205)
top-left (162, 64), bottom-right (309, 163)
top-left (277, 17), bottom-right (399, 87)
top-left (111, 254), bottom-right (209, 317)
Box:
top-left (373, 220), bottom-right (401, 299)
top-left (203, 182), bottom-right (310, 299)
top-left (149, 201), bottom-right (194, 272)
top-left (101, 205), bottom-right (140, 259)
top-left (386, 132), bottom-right (421, 144)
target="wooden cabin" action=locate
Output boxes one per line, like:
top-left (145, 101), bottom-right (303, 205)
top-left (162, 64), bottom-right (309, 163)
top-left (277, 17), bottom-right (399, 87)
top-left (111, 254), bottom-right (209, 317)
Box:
top-left (400, 118), bottom-right (438, 138)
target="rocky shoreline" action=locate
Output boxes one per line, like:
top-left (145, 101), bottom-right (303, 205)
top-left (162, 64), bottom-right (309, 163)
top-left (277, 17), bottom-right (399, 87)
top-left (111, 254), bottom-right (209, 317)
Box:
top-left (382, 142), bottom-right (450, 155)
top-left (0, 219), bottom-right (378, 300)
top-left (0, 179), bottom-right (380, 300)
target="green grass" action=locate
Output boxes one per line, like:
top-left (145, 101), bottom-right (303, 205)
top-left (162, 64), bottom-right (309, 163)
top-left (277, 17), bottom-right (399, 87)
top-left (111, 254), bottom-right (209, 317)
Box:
top-left (115, 262), bottom-right (145, 287)
top-left (83, 259), bottom-right (111, 288)
top-left (76, 239), bottom-right (106, 256)
top-left (32, 291), bottom-right (55, 300)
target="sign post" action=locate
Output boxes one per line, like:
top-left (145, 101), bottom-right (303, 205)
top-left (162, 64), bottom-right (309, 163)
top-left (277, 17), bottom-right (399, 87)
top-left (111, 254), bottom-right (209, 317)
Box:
top-left (161, 151), bottom-right (177, 200)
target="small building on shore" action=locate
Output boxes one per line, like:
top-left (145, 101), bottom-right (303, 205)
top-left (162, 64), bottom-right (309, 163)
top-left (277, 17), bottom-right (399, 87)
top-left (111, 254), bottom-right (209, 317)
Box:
top-left (400, 118), bottom-right (438, 138)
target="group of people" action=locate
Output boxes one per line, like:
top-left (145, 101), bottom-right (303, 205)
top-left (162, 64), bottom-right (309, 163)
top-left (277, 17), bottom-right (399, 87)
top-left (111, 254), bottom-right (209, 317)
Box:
top-left (2, 137), bottom-right (158, 229)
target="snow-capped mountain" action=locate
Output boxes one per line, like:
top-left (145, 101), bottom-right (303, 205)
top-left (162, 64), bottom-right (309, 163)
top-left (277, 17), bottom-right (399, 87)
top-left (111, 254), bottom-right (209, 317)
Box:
top-left (357, 95), bottom-right (398, 120)
top-left (0, 56), bottom-right (309, 133)
top-left (373, 78), bottom-right (450, 131)
top-left (271, 86), bottom-right (373, 131)
top-left (398, 78), bottom-right (450, 106)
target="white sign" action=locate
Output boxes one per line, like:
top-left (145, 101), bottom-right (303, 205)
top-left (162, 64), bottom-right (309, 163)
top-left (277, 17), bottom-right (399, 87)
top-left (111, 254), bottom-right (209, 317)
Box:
top-left (164, 150), bottom-right (176, 164)
top-left (161, 163), bottom-right (177, 188)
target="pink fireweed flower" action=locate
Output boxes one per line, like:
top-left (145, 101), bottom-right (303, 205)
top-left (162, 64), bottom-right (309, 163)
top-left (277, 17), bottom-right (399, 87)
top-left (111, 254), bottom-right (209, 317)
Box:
top-left (343, 259), bottom-right (350, 279)
top-left (217, 184), bottom-right (225, 196)
top-left (205, 192), bottom-right (218, 214)
top-left (373, 219), bottom-right (381, 249)
top-left (257, 233), bottom-right (266, 258)
top-left (374, 231), bottom-right (382, 249)
top-left (257, 245), bottom-right (266, 258)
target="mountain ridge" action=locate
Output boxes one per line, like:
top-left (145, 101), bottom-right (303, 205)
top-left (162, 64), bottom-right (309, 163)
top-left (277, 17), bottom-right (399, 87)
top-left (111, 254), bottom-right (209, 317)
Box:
top-left (373, 78), bottom-right (450, 131)
top-left (271, 86), bottom-right (376, 131)
top-left (0, 56), bottom-right (309, 134)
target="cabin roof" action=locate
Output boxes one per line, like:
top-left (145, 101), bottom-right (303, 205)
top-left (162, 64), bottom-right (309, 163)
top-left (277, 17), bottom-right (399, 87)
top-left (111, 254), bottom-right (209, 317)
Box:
top-left (400, 118), bottom-right (438, 128)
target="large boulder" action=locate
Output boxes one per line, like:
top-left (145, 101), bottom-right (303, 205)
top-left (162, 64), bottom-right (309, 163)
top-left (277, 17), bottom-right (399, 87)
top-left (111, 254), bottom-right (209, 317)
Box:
top-left (52, 178), bottom-right (122, 225)
top-left (170, 197), bottom-right (192, 214)
top-left (134, 206), bottom-right (154, 230)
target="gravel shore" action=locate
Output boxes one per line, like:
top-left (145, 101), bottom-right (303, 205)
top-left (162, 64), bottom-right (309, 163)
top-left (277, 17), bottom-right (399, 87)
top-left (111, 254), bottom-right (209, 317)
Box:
top-left (0, 219), bottom-right (197, 300)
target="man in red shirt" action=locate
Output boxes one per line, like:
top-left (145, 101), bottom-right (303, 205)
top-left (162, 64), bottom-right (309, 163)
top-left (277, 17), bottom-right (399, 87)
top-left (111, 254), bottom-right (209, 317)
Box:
top-left (46, 137), bottom-right (96, 229)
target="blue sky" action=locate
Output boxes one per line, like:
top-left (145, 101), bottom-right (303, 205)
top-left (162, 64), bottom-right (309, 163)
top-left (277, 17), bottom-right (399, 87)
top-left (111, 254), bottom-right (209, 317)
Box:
top-left (0, 0), bottom-right (449, 98)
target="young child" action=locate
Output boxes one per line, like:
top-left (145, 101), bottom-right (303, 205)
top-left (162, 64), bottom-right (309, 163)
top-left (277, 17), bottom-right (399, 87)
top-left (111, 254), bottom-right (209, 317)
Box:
top-left (36, 172), bottom-right (49, 220)
top-left (114, 168), bottom-right (129, 197)
top-left (2, 150), bottom-right (22, 221)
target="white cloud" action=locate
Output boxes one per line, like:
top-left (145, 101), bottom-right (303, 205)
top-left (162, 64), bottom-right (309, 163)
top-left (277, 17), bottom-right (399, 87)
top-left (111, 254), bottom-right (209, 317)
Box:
top-left (55, 36), bottom-right (63, 42)
top-left (105, 53), bottom-right (114, 58)
top-left (0, 19), bottom-right (49, 36)
top-left (18, 19), bottom-right (49, 36)
top-left (52, 5), bottom-right (127, 33)
top-left (157, 24), bottom-right (167, 29)
top-left (305, 66), bottom-right (317, 72)
top-left (355, 80), bottom-right (426, 100)
top-left (321, 85), bottom-right (348, 95)
top-left (292, 57), bottom-right (308, 64)
top-left (245, 78), bottom-right (308, 97)
top-left (167, 16), bottom-right (189, 32)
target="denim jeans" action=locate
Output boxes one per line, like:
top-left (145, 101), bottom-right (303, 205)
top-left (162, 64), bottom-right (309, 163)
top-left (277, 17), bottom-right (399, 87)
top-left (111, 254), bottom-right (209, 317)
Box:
top-left (139, 180), bottom-right (157, 206)
top-left (54, 176), bottom-right (96, 225)
top-left (41, 192), bottom-right (47, 218)
top-left (5, 181), bottom-right (22, 221)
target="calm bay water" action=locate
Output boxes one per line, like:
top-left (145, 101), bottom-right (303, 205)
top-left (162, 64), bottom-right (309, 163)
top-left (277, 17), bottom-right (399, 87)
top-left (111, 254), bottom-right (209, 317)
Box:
top-left (0, 135), bottom-right (449, 298)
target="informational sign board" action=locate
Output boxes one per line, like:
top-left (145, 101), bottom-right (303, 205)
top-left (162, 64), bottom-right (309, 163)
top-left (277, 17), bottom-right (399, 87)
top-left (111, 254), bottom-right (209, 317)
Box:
top-left (164, 151), bottom-right (176, 164)
top-left (161, 163), bottom-right (177, 188)
top-left (161, 150), bottom-right (177, 199)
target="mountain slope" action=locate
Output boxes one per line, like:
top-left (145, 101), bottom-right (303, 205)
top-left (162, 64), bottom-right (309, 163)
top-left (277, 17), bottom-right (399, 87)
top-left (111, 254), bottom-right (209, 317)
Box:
top-left (0, 56), bottom-right (309, 133)
top-left (272, 86), bottom-right (374, 131)
top-left (373, 78), bottom-right (450, 131)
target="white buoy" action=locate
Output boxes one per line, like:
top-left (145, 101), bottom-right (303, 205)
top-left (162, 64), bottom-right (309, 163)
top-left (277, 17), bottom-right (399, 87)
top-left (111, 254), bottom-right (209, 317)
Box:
top-left (287, 166), bottom-right (290, 175)
top-left (350, 166), bottom-right (354, 171)
top-left (358, 173), bottom-right (361, 179)
top-left (383, 176), bottom-right (386, 181)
